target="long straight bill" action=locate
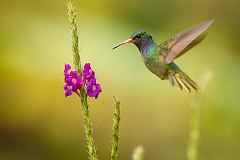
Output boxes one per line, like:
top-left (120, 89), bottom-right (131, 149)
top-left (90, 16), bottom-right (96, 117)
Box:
top-left (112, 39), bottom-right (133, 49)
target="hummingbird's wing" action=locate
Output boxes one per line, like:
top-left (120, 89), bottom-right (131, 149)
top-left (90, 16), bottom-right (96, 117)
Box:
top-left (159, 19), bottom-right (214, 64)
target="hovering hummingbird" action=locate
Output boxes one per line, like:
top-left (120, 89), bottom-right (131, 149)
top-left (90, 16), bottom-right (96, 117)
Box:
top-left (113, 19), bottom-right (214, 92)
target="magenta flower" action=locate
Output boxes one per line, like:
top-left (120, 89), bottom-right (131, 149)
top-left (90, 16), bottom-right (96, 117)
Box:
top-left (83, 63), bottom-right (95, 82)
top-left (86, 78), bottom-right (102, 99)
top-left (64, 64), bottom-right (71, 76)
top-left (83, 63), bottom-right (102, 98)
top-left (64, 64), bottom-right (83, 97)
top-left (63, 63), bottom-right (102, 99)
top-left (64, 84), bottom-right (73, 97)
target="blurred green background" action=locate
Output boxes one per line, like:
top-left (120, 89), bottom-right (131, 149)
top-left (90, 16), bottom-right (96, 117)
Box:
top-left (1, 0), bottom-right (240, 160)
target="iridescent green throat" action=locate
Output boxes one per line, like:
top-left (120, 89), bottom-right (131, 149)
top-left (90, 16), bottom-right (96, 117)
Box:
top-left (134, 38), bottom-right (158, 60)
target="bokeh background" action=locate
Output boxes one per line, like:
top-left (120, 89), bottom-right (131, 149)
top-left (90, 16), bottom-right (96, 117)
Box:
top-left (1, 0), bottom-right (240, 160)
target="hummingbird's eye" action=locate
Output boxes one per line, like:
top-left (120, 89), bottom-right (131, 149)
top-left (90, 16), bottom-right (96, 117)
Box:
top-left (134, 35), bottom-right (141, 39)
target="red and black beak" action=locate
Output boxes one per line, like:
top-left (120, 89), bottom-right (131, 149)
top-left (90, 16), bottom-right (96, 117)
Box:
top-left (112, 38), bottom-right (134, 49)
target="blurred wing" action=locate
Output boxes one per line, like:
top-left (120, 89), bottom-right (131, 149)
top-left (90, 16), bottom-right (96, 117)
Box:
top-left (161, 19), bottom-right (214, 64)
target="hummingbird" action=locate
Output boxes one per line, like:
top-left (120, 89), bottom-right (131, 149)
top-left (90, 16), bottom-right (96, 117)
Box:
top-left (113, 19), bottom-right (214, 92)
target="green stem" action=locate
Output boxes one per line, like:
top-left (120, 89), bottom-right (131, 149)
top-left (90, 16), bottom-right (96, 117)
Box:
top-left (78, 90), bottom-right (98, 160)
top-left (111, 96), bottom-right (121, 160)
top-left (68, 1), bottom-right (82, 74)
top-left (68, 1), bottom-right (98, 159)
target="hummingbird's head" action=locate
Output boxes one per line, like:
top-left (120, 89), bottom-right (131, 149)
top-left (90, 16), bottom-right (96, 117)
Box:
top-left (130, 30), bottom-right (152, 41)
top-left (113, 30), bottom-right (153, 49)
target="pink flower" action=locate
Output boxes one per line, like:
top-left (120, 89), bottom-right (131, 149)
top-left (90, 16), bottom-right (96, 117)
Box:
top-left (64, 64), bottom-right (83, 97)
top-left (86, 78), bottom-right (102, 99)
top-left (63, 63), bottom-right (102, 99)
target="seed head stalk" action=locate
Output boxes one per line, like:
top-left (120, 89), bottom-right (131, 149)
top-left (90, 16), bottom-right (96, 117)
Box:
top-left (78, 91), bottom-right (98, 160)
top-left (111, 97), bottom-right (121, 160)
top-left (68, 1), bottom-right (82, 75)
top-left (68, 1), bottom-right (98, 160)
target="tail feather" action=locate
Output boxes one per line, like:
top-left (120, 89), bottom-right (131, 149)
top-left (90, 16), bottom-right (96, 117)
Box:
top-left (179, 77), bottom-right (191, 92)
top-left (168, 74), bottom-right (174, 86)
top-left (172, 75), bottom-right (183, 90)
top-left (168, 71), bottom-right (198, 92)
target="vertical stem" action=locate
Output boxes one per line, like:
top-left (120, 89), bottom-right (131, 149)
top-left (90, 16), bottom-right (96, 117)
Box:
top-left (111, 96), bottom-right (121, 160)
top-left (68, 1), bottom-right (98, 159)
top-left (187, 71), bottom-right (212, 160)
top-left (79, 91), bottom-right (98, 160)
top-left (68, 1), bottom-right (82, 74)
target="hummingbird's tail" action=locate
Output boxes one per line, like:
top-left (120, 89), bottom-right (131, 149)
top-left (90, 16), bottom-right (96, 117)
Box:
top-left (168, 70), bottom-right (199, 92)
